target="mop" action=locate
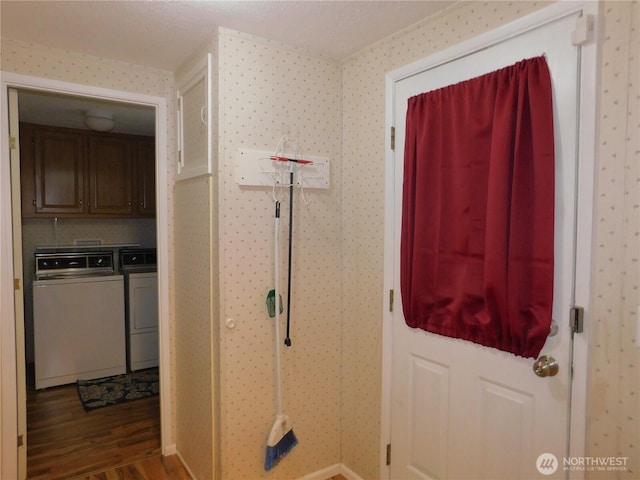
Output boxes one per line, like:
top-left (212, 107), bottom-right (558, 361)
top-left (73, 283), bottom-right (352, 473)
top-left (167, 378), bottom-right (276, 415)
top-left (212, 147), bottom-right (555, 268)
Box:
top-left (265, 199), bottom-right (298, 470)
top-left (270, 154), bottom-right (313, 347)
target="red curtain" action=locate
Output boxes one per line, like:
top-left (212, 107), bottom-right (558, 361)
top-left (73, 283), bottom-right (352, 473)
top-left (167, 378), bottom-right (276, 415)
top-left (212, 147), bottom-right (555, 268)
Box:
top-left (400, 56), bottom-right (554, 359)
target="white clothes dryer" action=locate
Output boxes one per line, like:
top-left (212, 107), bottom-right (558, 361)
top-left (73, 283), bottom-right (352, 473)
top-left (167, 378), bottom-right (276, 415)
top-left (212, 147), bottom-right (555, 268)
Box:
top-left (120, 248), bottom-right (158, 371)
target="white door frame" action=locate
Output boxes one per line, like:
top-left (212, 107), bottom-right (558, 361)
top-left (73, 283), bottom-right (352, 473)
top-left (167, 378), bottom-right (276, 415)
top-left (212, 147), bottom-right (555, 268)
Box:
top-left (381, 2), bottom-right (599, 477)
top-left (0, 71), bottom-right (175, 479)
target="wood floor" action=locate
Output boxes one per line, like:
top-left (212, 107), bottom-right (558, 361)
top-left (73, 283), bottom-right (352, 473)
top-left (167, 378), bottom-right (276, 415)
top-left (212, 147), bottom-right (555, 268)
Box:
top-left (26, 377), bottom-right (347, 480)
top-left (74, 455), bottom-right (192, 480)
top-left (26, 378), bottom-right (173, 479)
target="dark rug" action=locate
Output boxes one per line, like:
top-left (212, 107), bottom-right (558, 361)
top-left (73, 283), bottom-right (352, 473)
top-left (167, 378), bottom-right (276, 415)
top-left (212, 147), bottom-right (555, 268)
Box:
top-left (77, 368), bottom-right (159, 410)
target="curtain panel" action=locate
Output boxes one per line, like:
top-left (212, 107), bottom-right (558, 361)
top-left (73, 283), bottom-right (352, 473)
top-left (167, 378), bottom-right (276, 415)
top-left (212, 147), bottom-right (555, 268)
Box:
top-left (400, 56), bottom-right (554, 359)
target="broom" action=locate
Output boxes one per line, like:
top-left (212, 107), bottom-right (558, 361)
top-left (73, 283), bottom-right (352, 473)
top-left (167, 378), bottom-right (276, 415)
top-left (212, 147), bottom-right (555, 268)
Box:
top-left (265, 200), bottom-right (298, 470)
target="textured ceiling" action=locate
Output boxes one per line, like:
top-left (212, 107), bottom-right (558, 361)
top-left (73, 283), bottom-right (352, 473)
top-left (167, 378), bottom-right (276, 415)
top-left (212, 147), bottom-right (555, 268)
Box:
top-left (1, 0), bottom-right (456, 135)
top-left (1, 1), bottom-right (456, 69)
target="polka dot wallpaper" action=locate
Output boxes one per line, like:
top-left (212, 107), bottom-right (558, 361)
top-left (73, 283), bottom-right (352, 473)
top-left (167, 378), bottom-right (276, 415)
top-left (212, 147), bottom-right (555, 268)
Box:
top-left (173, 33), bottom-right (220, 479)
top-left (174, 175), bottom-right (214, 480)
top-left (587, 2), bottom-right (639, 479)
top-left (342, 41), bottom-right (389, 479)
top-left (2, 1), bottom-right (638, 479)
top-left (1, 38), bottom-right (173, 99)
top-left (217, 28), bottom-right (343, 479)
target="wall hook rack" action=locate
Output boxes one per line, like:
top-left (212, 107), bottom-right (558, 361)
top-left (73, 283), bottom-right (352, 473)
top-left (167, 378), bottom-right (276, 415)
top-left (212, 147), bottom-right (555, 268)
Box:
top-left (235, 148), bottom-right (330, 190)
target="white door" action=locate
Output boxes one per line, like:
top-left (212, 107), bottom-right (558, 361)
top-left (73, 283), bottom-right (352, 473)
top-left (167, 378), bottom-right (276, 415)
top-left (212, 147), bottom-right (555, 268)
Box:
top-left (390, 10), bottom-right (589, 480)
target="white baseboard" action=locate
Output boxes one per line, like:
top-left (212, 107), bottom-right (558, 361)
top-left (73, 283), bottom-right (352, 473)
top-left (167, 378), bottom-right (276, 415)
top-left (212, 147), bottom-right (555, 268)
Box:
top-left (298, 464), bottom-right (340, 480)
top-left (172, 458), bottom-right (363, 480)
top-left (162, 442), bottom-right (177, 456)
top-left (298, 463), bottom-right (366, 480)
top-left (339, 464), bottom-right (366, 480)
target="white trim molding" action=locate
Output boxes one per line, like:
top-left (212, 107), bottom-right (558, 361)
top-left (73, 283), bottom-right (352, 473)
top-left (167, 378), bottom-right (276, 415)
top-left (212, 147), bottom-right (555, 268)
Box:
top-left (297, 463), bottom-right (366, 480)
top-left (0, 71), bottom-right (175, 477)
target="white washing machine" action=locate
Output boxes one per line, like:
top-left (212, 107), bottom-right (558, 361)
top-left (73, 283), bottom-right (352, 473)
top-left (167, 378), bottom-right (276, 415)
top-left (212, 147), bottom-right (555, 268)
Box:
top-left (33, 251), bottom-right (126, 389)
top-left (120, 249), bottom-right (158, 371)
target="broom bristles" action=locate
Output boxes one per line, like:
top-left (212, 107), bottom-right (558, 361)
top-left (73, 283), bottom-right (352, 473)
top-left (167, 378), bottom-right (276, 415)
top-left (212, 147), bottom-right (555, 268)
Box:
top-left (264, 428), bottom-right (298, 470)
top-left (264, 414), bottom-right (298, 471)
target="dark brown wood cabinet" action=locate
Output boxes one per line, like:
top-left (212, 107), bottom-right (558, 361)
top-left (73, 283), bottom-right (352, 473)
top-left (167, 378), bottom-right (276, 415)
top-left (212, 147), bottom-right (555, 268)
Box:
top-left (33, 125), bottom-right (86, 215)
top-left (88, 135), bottom-right (134, 215)
top-left (135, 139), bottom-right (156, 216)
top-left (20, 123), bottom-right (155, 218)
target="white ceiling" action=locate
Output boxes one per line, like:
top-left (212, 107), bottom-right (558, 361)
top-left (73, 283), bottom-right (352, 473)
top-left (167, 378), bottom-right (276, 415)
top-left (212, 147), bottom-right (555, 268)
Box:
top-left (1, 0), bottom-right (456, 135)
top-left (1, 1), bottom-right (456, 68)
top-left (16, 90), bottom-right (158, 136)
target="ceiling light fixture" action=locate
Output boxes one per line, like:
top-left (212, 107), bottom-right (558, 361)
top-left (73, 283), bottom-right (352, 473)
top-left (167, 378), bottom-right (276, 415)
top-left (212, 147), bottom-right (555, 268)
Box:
top-left (84, 110), bottom-right (114, 132)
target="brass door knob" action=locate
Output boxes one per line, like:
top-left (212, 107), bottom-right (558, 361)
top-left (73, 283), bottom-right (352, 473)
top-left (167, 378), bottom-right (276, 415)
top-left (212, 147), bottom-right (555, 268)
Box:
top-left (533, 355), bottom-right (559, 377)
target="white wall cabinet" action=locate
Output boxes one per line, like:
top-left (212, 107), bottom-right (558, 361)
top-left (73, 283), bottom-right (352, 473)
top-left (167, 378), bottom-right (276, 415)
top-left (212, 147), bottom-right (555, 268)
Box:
top-left (176, 53), bottom-right (212, 180)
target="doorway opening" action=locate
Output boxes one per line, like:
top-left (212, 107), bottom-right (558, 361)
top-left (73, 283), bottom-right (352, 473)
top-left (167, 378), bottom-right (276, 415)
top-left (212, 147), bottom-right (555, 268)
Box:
top-left (1, 72), bottom-right (172, 480)
top-left (20, 89), bottom-right (159, 479)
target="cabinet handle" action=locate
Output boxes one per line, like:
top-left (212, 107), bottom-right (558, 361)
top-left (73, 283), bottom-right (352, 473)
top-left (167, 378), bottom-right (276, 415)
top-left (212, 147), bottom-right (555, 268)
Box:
top-left (32, 199), bottom-right (36, 206)
top-left (200, 105), bottom-right (207, 126)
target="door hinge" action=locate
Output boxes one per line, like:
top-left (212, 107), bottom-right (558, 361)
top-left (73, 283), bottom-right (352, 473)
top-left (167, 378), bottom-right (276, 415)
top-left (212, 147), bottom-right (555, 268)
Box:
top-left (571, 306), bottom-right (584, 333)
top-left (17, 434), bottom-right (24, 447)
top-left (14, 278), bottom-right (20, 291)
top-left (386, 443), bottom-right (391, 466)
top-left (9, 137), bottom-right (17, 149)
top-left (390, 126), bottom-right (395, 150)
top-left (389, 289), bottom-right (394, 312)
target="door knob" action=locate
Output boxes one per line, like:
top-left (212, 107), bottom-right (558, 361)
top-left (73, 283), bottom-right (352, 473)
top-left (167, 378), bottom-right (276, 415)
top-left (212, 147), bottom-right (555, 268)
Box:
top-left (533, 355), bottom-right (559, 377)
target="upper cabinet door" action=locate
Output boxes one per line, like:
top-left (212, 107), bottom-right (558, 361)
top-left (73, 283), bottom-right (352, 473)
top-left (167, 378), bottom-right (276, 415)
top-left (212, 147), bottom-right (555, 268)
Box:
top-left (136, 138), bottom-right (156, 216)
top-left (34, 126), bottom-right (86, 215)
top-left (176, 53), bottom-right (213, 180)
top-left (87, 135), bottom-right (134, 215)
top-left (21, 123), bottom-right (155, 218)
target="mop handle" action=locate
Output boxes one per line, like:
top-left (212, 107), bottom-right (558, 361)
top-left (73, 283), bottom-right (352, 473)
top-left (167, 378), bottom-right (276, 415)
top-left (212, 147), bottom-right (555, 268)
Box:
top-left (274, 201), bottom-right (283, 415)
top-left (284, 170), bottom-right (293, 347)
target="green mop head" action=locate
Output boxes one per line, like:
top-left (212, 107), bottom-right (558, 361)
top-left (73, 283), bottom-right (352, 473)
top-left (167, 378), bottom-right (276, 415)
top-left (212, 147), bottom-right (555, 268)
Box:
top-left (266, 289), bottom-right (284, 318)
top-left (264, 414), bottom-right (298, 471)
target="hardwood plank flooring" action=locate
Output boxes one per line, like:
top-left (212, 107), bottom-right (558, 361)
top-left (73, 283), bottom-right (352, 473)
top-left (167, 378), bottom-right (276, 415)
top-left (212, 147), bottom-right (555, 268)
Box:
top-left (74, 455), bottom-right (192, 480)
top-left (82, 460), bottom-right (345, 480)
top-left (26, 376), bottom-right (348, 480)
top-left (27, 380), bottom-right (162, 480)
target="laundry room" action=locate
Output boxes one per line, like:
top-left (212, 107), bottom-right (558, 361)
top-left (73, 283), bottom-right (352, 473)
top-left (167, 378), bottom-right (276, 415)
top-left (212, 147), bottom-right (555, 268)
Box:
top-left (17, 90), bottom-right (159, 385)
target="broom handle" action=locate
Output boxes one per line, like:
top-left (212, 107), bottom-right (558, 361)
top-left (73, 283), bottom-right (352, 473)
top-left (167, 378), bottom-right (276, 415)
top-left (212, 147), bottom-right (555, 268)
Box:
top-left (273, 201), bottom-right (283, 415)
